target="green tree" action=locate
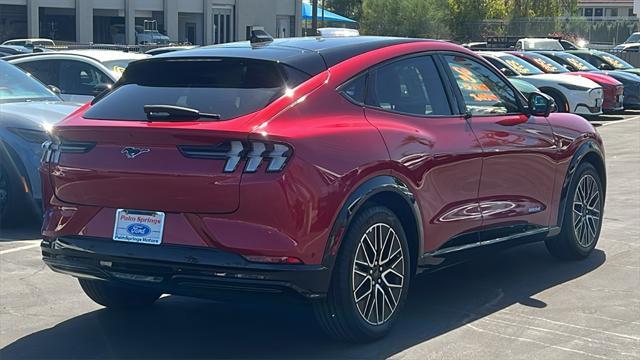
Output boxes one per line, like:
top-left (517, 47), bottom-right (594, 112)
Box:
top-left (324, 0), bottom-right (363, 22)
top-left (361, 0), bottom-right (449, 37)
top-left (446, 0), bottom-right (488, 41)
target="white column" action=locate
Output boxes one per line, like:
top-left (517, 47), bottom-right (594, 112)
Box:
top-left (294, 0), bottom-right (302, 37)
top-left (76, 0), bottom-right (93, 43)
top-left (27, 0), bottom-right (39, 38)
top-left (203, 0), bottom-right (212, 45)
top-left (125, 0), bottom-right (136, 45)
top-left (163, 0), bottom-right (178, 42)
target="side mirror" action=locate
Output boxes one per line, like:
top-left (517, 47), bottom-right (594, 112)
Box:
top-left (47, 84), bottom-right (61, 95)
top-left (528, 92), bottom-right (553, 117)
top-left (499, 67), bottom-right (510, 75)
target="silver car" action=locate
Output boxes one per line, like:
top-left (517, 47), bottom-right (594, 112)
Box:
top-left (0, 60), bottom-right (80, 227)
top-left (6, 50), bottom-right (149, 103)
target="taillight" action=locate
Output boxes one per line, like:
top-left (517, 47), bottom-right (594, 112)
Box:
top-left (41, 139), bottom-right (95, 164)
top-left (179, 140), bottom-right (292, 173)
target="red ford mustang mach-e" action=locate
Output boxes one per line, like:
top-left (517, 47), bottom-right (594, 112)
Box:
top-left (40, 36), bottom-right (606, 341)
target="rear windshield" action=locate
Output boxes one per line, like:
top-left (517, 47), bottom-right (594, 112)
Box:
top-left (84, 58), bottom-right (310, 121)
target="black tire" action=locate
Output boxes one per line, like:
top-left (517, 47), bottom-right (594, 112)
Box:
top-left (546, 90), bottom-right (569, 113)
top-left (314, 205), bottom-right (411, 342)
top-left (546, 162), bottom-right (603, 260)
top-left (79, 279), bottom-right (162, 309)
top-left (0, 165), bottom-right (27, 228)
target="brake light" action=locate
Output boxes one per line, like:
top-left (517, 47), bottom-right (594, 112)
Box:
top-left (178, 140), bottom-right (292, 173)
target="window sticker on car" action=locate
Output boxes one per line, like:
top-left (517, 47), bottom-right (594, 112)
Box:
top-left (450, 64), bottom-right (500, 103)
top-left (532, 58), bottom-right (559, 72)
top-left (601, 55), bottom-right (624, 69)
top-left (565, 57), bottom-right (589, 71)
top-left (504, 59), bottom-right (532, 74)
top-left (112, 65), bottom-right (126, 74)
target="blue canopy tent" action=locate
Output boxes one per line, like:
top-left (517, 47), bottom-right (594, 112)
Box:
top-left (301, 2), bottom-right (356, 23)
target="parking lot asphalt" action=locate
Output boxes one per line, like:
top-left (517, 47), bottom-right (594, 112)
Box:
top-left (0, 111), bottom-right (638, 360)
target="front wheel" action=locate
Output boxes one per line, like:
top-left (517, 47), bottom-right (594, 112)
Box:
top-left (548, 91), bottom-right (569, 113)
top-left (314, 206), bottom-right (410, 342)
top-left (546, 162), bottom-right (604, 260)
top-left (79, 279), bottom-right (162, 309)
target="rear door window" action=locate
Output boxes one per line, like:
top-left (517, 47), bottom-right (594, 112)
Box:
top-left (365, 56), bottom-right (452, 116)
top-left (85, 58), bottom-right (310, 121)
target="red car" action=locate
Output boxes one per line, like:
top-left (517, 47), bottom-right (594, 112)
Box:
top-left (507, 51), bottom-right (624, 112)
top-left (41, 37), bottom-right (606, 341)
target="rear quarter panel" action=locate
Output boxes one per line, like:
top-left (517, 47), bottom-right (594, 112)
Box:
top-left (545, 112), bottom-right (604, 227)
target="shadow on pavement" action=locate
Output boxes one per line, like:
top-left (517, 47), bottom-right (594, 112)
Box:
top-left (0, 224), bottom-right (41, 242)
top-left (0, 243), bottom-right (605, 359)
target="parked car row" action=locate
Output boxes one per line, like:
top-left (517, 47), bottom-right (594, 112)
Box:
top-left (475, 40), bottom-right (640, 115)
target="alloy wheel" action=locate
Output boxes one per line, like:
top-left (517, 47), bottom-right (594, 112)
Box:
top-left (572, 174), bottom-right (601, 248)
top-left (352, 223), bottom-right (405, 326)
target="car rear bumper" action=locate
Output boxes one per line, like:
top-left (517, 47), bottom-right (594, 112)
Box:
top-left (602, 88), bottom-right (625, 111)
top-left (41, 236), bottom-right (331, 299)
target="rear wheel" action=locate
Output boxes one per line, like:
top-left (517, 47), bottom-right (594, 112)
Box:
top-left (314, 206), bottom-right (410, 342)
top-left (546, 162), bottom-right (603, 260)
top-left (79, 279), bottom-right (162, 309)
top-left (0, 165), bottom-right (27, 228)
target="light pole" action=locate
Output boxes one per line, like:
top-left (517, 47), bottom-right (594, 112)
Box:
top-left (312, 0), bottom-right (318, 34)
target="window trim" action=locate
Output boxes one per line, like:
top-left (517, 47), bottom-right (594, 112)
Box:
top-left (336, 51), bottom-right (462, 119)
top-left (436, 51), bottom-right (528, 118)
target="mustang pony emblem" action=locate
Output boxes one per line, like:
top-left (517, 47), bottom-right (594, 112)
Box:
top-left (121, 147), bottom-right (150, 159)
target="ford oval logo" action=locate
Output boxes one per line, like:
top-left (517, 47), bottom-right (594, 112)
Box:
top-left (127, 223), bottom-right (151, 236)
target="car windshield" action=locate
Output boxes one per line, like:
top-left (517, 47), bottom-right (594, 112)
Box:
top-left (85, 58), bottom-right (311, 121)
top-left (625, 33), bottom-right (640, 43)
top-left (0, 60), bottom-right (59, 103)
top-left (596, 51), bottom-right (634, 69)
top-left (522, 53), bottom-right (568, 73)
top-left (495, 54), bottom-right (544, 75)
top-left (103, 59), bottom-right (141, 76)
top-left (522, 39), bottom-right (564, 51)
top-left (553, 52), bottom-right (598, 71)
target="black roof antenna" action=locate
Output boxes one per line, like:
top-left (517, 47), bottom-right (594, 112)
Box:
top-left (250, 29), bottom-right (274, 46)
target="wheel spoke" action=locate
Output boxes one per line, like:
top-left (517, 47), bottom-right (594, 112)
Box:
top-left (382, 268), bottom-right (404, 288)
top-left (362, 235), bottom-right (375, 267)
top-left (381, 244), bottom-right (401, 266)
top-left (354, 284), bottom-right (372, 303)
top-left (572, 174), bottom-right (601, 248)
top-left (379, 229), bottom-right (392, 263)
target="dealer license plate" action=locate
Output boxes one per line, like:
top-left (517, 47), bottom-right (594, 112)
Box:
top-left (113, 209), bottom-right (165, 245)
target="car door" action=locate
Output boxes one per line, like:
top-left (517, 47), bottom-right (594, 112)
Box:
top-left (441, 54), bottom-right (557, 240)
top-left (57, 60), bottom-right (114, 103)
top-left (360, 54), bottom-right (484, 253)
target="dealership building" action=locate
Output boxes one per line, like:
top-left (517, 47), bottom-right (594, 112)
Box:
top-left (0, 0), bottom-right (303, 45)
